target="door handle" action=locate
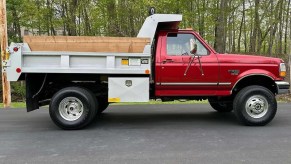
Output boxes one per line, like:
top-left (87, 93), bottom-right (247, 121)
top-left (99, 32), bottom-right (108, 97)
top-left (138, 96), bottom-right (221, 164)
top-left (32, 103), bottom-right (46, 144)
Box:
top-left (162, 59), bottom-right (174, 64)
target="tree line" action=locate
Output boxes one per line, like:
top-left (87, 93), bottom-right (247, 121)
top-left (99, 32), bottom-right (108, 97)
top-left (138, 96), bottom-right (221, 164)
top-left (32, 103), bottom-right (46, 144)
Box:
top-left (3, 0), bottom-right (291, 101)
top-left (7, 0), bottom-right (291, 59)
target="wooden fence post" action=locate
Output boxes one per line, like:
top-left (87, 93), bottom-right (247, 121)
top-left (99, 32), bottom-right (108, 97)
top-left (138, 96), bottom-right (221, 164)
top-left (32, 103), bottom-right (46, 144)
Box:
top-left (0, 0), bottom-right (11, 108)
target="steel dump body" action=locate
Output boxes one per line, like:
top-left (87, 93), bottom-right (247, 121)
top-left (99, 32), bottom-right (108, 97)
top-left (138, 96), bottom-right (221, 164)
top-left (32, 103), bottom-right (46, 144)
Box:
top-left (22, 51), bottom-right (150, 74)
top-left (18, 44), bottom-right (151, 73)
top-left (5, 43), bottom-right (152, 81)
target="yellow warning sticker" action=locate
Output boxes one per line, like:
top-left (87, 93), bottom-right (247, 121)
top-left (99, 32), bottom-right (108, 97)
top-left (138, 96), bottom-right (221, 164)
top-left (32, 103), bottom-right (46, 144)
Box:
top-left (121, 59), bottom-right (129, 65)
top-left (108, 97), bottom-right (121, 102)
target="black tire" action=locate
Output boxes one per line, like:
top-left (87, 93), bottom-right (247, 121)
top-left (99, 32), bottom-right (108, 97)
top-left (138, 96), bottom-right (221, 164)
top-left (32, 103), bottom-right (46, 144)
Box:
top-left (97, 97), bottom-right (109, 114)
top-left (208, 97), bottom-right (233, 112)
top-left (49, 87), bottom-right (98, 130)
top-left (233, 85), bottom-right (277, 126)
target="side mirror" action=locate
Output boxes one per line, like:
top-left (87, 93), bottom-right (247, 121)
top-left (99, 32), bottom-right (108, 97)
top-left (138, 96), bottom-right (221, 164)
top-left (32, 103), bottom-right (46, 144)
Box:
top-left (190, 39), bottom-right (197, 54)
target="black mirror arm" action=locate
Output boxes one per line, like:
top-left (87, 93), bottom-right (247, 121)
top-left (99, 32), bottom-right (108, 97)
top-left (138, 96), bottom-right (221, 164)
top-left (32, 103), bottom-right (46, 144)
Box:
top-left (184, 54), bottom-right (196, 76)
top-left (184, 54), bottom-right (204, 76)
top-left (197, 56), bottom-right (204, 76)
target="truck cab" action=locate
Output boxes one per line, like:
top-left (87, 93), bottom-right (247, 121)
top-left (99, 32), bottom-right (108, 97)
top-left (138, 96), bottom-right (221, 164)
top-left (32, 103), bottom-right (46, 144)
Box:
top-left (155, 30), bottom-right (220, 97)
top-left (154, 29), bottom-right (287, 98)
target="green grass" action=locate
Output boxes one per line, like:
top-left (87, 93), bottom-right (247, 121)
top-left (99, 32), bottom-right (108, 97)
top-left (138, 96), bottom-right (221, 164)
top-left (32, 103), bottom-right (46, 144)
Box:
top-left (0, 102), bottom-right (26, 108)
top-left (0, 100), bottom-right (207, 108)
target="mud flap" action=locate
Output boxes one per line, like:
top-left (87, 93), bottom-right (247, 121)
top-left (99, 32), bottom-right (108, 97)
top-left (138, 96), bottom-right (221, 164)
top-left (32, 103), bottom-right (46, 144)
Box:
top-left (26, 74), bottom-right (44, 112)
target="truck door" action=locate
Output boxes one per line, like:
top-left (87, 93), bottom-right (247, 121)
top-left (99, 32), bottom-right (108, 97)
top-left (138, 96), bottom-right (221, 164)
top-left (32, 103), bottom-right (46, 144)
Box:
top-left (156, 32), bottom-right (219, 96)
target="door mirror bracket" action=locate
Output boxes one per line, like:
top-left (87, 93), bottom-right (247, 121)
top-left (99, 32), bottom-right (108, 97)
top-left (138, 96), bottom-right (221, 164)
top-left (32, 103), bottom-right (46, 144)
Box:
top-left (184, 38), bottom-right (204, 76)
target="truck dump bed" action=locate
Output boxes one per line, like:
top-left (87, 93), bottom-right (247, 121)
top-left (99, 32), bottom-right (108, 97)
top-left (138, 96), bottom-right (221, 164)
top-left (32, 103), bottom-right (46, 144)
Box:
top-left (23, 36), bottom-right (150, 53)
top-left (5, 37), bottom-right (152, 81)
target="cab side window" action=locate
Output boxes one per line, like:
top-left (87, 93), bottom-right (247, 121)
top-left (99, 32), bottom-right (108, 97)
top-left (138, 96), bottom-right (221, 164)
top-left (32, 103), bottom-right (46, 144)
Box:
top-left (166, 33), bottom-right (209, 56)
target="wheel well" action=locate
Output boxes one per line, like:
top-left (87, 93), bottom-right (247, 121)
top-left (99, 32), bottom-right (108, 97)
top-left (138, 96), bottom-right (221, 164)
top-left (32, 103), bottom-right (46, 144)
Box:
top-left (25, 73), bottom-right (108, 112)
top-left (232, 75), bottom-right (277, 95)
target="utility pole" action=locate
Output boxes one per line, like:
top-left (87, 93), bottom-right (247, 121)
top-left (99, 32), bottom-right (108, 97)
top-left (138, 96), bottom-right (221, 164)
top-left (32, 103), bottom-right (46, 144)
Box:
top-left (0, 0), bottom-right (11, 108)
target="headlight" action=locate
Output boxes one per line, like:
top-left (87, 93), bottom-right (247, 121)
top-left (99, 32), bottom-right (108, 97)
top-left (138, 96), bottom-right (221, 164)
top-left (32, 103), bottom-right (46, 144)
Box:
top-left (279, 63), bottom-right (286, 77)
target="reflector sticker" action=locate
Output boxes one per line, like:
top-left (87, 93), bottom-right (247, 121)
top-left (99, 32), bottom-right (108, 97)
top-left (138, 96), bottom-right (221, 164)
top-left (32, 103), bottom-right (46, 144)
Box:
top-left (121, 59), bottom-right (129, 65)
top-left (109, 97), bottom-right (121, 102)
top-left (145, 69), bottom-right (150, 74)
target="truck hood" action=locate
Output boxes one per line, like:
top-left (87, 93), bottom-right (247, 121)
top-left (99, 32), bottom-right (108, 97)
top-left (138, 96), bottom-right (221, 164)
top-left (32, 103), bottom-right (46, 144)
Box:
top-left (217, 53), bottom-right (283, 64)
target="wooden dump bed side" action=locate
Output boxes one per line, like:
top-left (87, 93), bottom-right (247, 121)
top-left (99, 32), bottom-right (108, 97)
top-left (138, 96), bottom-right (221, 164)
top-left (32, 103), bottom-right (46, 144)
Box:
top-left (23, 36), bottom-right (150, 53)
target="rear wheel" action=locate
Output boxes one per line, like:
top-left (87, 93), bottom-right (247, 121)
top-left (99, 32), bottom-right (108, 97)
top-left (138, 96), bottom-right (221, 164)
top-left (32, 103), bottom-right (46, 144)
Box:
top-left (49, 87), bottom-right (97, 130)
top-left (233, 85), bottom-right (277, 126)
top-left (208, 97), bottom-right (233, 112)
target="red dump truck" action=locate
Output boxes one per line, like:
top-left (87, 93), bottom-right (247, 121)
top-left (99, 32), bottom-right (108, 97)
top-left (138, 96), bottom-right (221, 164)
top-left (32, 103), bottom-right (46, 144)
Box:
top-left (4, 13), bottom-right (289, 129)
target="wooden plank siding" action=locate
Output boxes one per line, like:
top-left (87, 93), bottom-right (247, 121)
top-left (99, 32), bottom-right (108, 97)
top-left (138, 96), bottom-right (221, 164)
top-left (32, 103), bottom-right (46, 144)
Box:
top-left (23, 36), bottom-right (150, 53)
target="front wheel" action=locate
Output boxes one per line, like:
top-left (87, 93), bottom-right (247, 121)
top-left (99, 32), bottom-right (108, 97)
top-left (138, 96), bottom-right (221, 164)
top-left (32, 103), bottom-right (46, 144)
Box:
top-left (233, 85), bottom-right (277, 126)
top-left (49, 87), bottom-right (98, 130)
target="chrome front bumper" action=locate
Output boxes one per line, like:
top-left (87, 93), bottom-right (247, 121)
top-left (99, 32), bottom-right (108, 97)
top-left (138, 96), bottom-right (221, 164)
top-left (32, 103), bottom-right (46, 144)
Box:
top-left (276, 81), bottom-right (290, 94)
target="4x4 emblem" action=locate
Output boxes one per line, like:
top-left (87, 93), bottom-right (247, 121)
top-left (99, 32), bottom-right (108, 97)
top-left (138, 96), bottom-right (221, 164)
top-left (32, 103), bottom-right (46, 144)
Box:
top-left (228, 70), bottom-right (240, 75)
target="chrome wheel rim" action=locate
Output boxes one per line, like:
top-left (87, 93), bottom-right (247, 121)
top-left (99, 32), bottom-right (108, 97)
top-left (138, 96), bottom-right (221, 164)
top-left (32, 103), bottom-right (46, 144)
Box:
top-left (245, 95), bottom-right (268, 119)
top-left (59, 97), bottom-right (84, 121)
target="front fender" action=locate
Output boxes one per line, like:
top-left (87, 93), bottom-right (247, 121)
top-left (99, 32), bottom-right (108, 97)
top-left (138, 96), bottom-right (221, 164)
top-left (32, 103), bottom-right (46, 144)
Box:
top-left (231, 69), bottom-right (277, 91)
top-left (235, 69), bottom-right (276, 82)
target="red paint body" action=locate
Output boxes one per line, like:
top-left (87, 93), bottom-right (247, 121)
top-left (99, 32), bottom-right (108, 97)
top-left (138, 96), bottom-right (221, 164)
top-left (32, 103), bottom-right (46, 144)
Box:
top-left (154, 30), bottom-right (284, 97)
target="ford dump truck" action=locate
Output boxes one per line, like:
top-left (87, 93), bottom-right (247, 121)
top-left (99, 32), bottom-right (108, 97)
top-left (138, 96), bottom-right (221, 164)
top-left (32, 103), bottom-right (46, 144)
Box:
top-left (4, 14), bottom-right (290, 129)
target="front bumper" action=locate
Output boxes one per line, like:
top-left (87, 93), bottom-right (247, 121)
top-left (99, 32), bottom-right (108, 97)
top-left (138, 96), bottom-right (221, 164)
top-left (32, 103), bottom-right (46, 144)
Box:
top-left (276, 81), bottom-right (290, 94)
